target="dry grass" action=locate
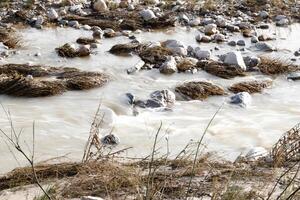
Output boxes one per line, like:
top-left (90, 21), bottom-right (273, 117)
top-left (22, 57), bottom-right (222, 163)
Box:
top-left (175, 81), bottom-right (226, 100)
top-left (0, 28), bottom-right (21, 48)
top-left (228, 80), bottom-right (273, 94)
top-left (258, 57), bottom-right (299, 75)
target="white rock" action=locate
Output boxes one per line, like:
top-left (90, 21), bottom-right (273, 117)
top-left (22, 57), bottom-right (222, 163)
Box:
top-left (204, 24), bottom-right (217, 35)
top-left (194, 49), bottom-right (211, 60)
top-left (245, 147), bottom-right (268, 160)
top-left (140, 9), bottom-right (156, 21)
top-left (93, 0), bottom-right (108, 12)
top-left (224, 51), bottom-right (247, 70)
top-left (159, 56), bottom-right (177, 74)
top-left (47, 8), bottom-right (59, 20)
top-left (195, 34), bottom-right (202, 42)
top-left (150, 89), bottom-right (176, 107)
top-left (229, 92), bottom-right (252, 107)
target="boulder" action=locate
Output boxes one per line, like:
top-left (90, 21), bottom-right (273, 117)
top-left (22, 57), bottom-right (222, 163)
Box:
top-left (229, 92), bottom-right (252, 107)
top-left (194, 49), bottom-right (211, 60)
top-left (176, 57), bottom-right (198, 71)
top-left (140, 9), bottom-right (156, 21)
top-left (162, 40), bottom-right (187, 56)
top-left (224, 51), bottom-right (247, 71)
top-left (93, 0), bottom-right (108, 12)
top-left (150, 89), bottom-right (176, 107)
top-left (204, 24), bottom-right (217, 35)
top-left (159, 56), bottom-right (177, 74)
top-left (47, 8), bottom-right (59, 20)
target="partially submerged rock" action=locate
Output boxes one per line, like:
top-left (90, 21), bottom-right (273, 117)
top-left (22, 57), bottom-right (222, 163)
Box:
top-left (258, 57), bottom-right (299, 75)
top-left (0, 64), bottom-right (109, 97)
top-left (109, 42), bottom-right (140, 55)
top-left (176, 57), bottom-right (198, 72)
top-left (159, 56), bottom-right (177, 74)
top-left (76, 37), bottom-right (98, 45)
top-left (197, 60), bottom-right (246, 79)
top-left (175, 81), bottom-right (226, 100)
top-left (56, 43), bottom-right (91, 57)
top-left (139, 46), bottom-right (172, 64)
top-left (229, 92), bottom-right (252, 107)
top-left (223, 51), bottom-right (247, 71)
top-left (228, 80), bottom-right (272, 94)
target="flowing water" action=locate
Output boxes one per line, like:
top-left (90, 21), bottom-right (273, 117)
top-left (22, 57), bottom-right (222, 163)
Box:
top-left (0, 24), bottom-right (299, 173)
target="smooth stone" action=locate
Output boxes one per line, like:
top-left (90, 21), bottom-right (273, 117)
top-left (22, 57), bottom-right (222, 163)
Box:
top-left (230, 92), bottom-right (252, 107)
top-left (224, 51), bottom-right (247, 70)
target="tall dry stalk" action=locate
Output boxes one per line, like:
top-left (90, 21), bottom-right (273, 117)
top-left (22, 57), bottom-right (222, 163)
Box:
top-left (0, 105), bottom-right (51, 199)
top-left (185, 103), bottom-right (224, 198)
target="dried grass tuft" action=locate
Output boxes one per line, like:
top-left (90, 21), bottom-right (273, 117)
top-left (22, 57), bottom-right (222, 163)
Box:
top-left (258, 57), bottom-right (299, 75)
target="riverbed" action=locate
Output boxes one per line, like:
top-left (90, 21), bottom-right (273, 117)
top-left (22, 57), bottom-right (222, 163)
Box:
top-left (0, 24), bottom-right (299, 173)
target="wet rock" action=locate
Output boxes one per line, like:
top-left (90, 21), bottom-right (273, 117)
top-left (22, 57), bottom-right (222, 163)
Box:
top-left (294, 51), bottom-right (300, 57)
top-left (258, 34), bottom-right (274, 41)
top-left (175, 81), bottom-right (226, 100)
top-left (224, 51), bottom-right (247, 71)
top-left (229, 92), bottom-right (252, 107)
top-left (162, 40), bottom-right (187, 56)
top-left (126, 93), bottom-right (135, 105)
top-left (68, 20), bottom-right (80, 28)
top-left (0, 64), bottom-right (109, 97)
top-left (214, 34), bottom-right (226, 42)
top-left (76, 37), bottom-right (98, 45)
top-left (139, 46), bottom-right (172, 64)
top-left (82, 25), bottom-right (91, 30)
top-left (259, 11), bottom-right (269, 18)
top-left (194, 49), bottom-right (211, 60)
top-left (176, 57), bottom-right (198, 71)
top-left (257, 24), bottom-right (269, 29)
top-left (243, 56), bottom-right (261, 69)
top-left (93, 29), bottom-right (103, 39)
top-left (255, 42), bottom-right (275, 51)
top-left (35, 16), bottom-right (44, 28)
top-left (127, 4), bottom-right (135, 11)
top-left (103, 29), bottom-right (116, 38)
top-left (56, 43), bottom-right (90, 57)
top-left (150, 89), bottom-right (176, 107)
top-left (198, 60), bottom-right (246, 79)
top-left (245, 147), bottom-right (268, 161)
top-left (195, 34), bottom-right (202, 43)
top-left (276, 18), bottom-right (289, 27)
top-left (140, 9), bottom-right (156, 21)
top-left (47, 8), bottom-right (59, 20)
top-left (109, 42), bottom-right (140, 55)
top-left (0, 28), bottom-right (20, 49)
top-left (237, 40), bottom-right (245, 46)
top-left (226, 25), bottom-right (240, 32)
top-left (127, 60), bottom-right (145, 74)
top-left (204, 24), bottom-right (217, 35)
top-left (228, 80), bottom-right (272, 94)
top-left (93, 0), bottom-right (108, 12)
top-left (251, 36), bottom-right (259, 43)
top-left (242, 29), bottom-right (255, 37)
top-left (101, 134), bottom-right (120, 146)
top-left (189, 18), bottom-right (201, 27)
top-left (159, 56), bottom-right (177, 74)
top-left (216, 16), bottom-right (227, 28)
top-left (287, 72), bottom-right (300, 81)
top-left (228, 41), bottom-right (236, 46)
top-left (77, 45), bottom-right (91, 57)
top-left (196, 34), bottom-right (211, 43)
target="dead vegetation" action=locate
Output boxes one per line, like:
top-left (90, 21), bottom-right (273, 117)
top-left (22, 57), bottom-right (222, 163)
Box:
top-left (138, 46), bottom-right (172, 65)
top-left (175, 81), bottom-right (226, 100)
top-left (56, 43), bottom-right (90, 58)
top-left (109, 42), bottom-right (141, 56)
top-left (197, 60), bottom-right (247, 79)
top-left (0, 64), bottom-right (109, 97)
top-left (76, 37), bottom-right (98, 45)
top-left (258, 57), bottom-right (299, 75)
top-left (228, 79), bottom-right (273, 94)
top-left (0, 28), bottom-right (21, 48)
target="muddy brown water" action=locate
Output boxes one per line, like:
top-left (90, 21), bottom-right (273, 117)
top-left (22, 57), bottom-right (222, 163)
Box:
top-left (0, 24), bottom-right (299, 173)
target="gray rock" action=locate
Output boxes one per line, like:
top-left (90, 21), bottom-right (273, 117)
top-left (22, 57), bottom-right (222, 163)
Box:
top-left (216, 16), bottom-right (227, 28)
top-left (214, 34), bottom-right (226, 42)
top-left (230, 92), bottom-right (252, 107)
top-left (35, 16), bottom-right (44, 28)
top-left (101, 134), bottom-right (120, 146)
top-left (287, 72), bottom-right (300, 81)
top-left (194, 49), bottom-right (211, 60)
top-left (237, 40), bottom-right (246, 46)
top-left (251, 36), bottom-right (259, 43)
top-left (93, 30), bottom-right (104, 39)
top-left (224, 51), bottom-right (247, 70)
top-left (47, 8), bottom-right (59, 20)
top-left (159, 56), bottom-right (177, 74)
top-left (294, 51), bottom-right (300, 57)
top-left (68, 20), bottom-right (80, 28)
top-left (77, 45), bottom-right (91, 57)
top-left (150, 89), bottom-right (176, 107)
top-left (204, 24), bottom-right (217, 35)
top-left (140, 9), bottom-right (156, 21)
top-left (189, 18), bottom-right (201, 27)
top-left (127, 60), bottom-right (145, 74)
top-left (93, 0), bottom-right (108, 12)
top-left (228, 41), bottom-right (236, 46)
top-left (255, 42), bottom-right (275, 51)
top-left (163, 40), bottom-right (187, 56)
top-left (259, 11), bottom-right (269, 18)
top-left (243, 56), bottom-right (260, 68)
